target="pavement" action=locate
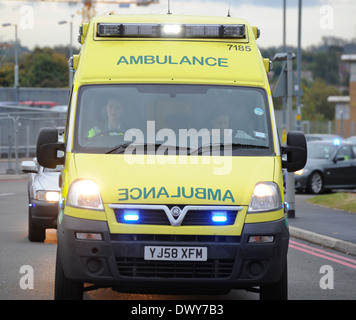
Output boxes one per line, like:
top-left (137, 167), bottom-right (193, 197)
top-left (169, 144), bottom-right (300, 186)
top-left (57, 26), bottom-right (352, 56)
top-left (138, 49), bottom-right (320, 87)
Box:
top-left (1, 172), bottom-right (356, 256)
top-left (288, 194), bottom-right (356, 256)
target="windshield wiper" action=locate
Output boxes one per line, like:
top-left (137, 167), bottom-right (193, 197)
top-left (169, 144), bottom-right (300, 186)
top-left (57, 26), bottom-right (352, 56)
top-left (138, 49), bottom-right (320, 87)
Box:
top-left (105, 143), bottom-right (191, 154)
top-left (189, 143), bottom-right (268, 155)
top-left (106, 142), bottom-right (267, 155)
top-left (105, 142), bottom-right (133, 154)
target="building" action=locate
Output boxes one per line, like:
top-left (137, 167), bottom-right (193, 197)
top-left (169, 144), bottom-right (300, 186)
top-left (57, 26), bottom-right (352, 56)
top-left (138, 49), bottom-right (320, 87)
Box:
top-left (328, 54), bottom-right (356, 137)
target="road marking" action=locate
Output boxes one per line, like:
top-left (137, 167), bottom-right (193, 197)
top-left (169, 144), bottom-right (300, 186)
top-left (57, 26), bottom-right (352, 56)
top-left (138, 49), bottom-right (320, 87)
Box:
top-left (290, 240), bottom-right (356, 270)
top-left (290, 240), bottom-right (356, 264)
top-left (0, 193), bottom-right (15, 197)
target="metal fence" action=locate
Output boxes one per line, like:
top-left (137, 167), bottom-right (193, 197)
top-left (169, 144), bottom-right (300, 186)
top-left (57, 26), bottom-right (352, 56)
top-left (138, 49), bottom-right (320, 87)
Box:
top-left (0, 105), bottom-right (66, 173)
top-left (0, 87), bottom-right (70, 105)
top-left (275, 110), bottom-right (355, 139)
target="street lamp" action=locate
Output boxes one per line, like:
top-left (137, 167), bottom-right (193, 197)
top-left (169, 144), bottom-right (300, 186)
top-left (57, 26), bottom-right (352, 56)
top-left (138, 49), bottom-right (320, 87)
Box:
top-left (2, 22), bottom-right (19, 102)
top-left (58, 15), bottom-right (74, 88)
top-left (296, 0), bottom-right (303, 131)
top-left (273, 52), bottom-right (297, 219)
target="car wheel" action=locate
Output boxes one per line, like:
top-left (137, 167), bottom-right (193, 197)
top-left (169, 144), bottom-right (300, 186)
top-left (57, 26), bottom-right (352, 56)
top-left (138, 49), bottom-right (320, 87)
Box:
top-left (307, 172), bottom-right (323, 194)
top-left (28, 206), bottom-right (46, 242)
top-left (54, 247), bottom-right (83, 300)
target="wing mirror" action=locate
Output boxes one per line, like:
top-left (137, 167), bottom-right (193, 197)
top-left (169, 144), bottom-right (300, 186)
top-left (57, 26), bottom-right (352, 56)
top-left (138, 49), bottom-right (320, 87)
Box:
top-left (36, 127), bottom-right (65, 169)
top-left (282, 131), bottom-right (307, 172)
top-left (21, 160), bottom-right (38, 173)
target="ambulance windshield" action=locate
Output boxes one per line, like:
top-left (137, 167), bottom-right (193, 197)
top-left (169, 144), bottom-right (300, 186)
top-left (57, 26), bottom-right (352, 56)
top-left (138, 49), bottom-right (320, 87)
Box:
top-left (74, 84), bottom-right (273, 156)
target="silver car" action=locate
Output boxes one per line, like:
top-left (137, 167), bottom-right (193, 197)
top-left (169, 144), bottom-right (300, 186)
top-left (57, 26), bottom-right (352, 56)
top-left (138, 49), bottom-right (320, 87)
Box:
top-left (21, 159), bottom-right (61, 242)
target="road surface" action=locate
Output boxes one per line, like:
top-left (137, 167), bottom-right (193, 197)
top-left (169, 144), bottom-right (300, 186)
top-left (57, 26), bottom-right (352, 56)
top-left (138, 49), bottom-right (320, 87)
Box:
top-left (1, 178), bottom-right (355, 300)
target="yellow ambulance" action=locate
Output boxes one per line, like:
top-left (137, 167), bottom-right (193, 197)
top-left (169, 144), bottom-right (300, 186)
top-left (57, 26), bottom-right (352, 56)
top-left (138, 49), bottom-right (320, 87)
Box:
top-left (37, 14), bottom-right (306, 300)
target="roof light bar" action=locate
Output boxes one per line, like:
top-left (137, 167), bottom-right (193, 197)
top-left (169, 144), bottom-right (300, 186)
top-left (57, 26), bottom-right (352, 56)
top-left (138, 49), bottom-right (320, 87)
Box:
top-left (97, 23), bottom-right (245, 39)
top-left (222, 25), bottom-right (245, 38)
top-left (162, 24), bottom-right (183, 36)
top-left (185, 24), bottom-right (220, 37)
top-left (124, 23), bottom-right (159, 37)
top-left (97, 23), bottom-right (121, 36)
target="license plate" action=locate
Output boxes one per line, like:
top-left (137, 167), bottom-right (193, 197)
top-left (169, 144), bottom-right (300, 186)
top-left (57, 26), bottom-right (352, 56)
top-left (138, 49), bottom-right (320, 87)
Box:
top-left (144, 246), bottom-right (207, 261)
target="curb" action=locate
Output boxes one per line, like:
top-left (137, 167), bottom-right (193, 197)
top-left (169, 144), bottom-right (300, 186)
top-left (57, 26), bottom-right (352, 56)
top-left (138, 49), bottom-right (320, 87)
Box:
top-left (289, 226), bottom-right (356, 257)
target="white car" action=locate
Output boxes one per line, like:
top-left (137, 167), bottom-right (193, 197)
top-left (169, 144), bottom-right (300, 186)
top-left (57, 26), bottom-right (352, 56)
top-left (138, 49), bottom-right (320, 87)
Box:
top-left (21, 159), bottom-right (61, 242)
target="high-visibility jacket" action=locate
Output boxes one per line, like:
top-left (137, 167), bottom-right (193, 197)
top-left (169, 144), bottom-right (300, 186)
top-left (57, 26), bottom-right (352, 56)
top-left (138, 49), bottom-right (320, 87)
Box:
top-left (87, 123), bottom-right (125, 138)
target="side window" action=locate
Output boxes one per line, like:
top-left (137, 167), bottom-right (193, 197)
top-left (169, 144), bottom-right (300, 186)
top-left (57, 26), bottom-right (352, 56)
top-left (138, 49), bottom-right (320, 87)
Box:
top-left (336, 146), bottom-right (352, 161)
top-left (351, 146), bottom-right (356, 159)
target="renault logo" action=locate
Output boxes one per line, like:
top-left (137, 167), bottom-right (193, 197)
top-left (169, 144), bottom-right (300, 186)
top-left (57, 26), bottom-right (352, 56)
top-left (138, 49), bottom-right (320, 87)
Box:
top-left (170, 206), bottom-right (181, 219)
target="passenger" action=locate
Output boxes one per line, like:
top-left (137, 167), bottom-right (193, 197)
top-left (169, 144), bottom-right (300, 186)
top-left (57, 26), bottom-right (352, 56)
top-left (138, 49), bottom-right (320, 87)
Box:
top-left (211, 110), bottom-right (252, 139)
top-left (211, 112), bottom-right (230, 136)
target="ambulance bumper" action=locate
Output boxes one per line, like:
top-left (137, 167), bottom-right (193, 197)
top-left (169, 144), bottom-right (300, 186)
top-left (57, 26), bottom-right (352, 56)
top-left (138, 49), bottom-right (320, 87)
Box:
top-left (57, 215), bottom-right (289, 294)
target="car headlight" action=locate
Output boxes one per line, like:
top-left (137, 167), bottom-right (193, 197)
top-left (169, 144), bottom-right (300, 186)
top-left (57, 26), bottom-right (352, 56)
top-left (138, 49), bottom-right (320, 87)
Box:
top-left (36, 190), bottom-right (60, 202)
top-left (66, 179), bottom-right (104, 210)
top-left (247, 182), bottom-right (282, 213)
top-left (295, 168), bottom-right (308, 176)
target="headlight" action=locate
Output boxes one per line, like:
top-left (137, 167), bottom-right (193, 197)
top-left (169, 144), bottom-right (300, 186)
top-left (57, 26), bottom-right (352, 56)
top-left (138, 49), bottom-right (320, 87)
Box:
top-left (295, 168), bottom-right (308, 176)
top-left (247, 182), bottom-right (282, 213)
top-left (36, 190), bottom-right (60, 202)
top-left (66, 179), bottom-right (104, 210)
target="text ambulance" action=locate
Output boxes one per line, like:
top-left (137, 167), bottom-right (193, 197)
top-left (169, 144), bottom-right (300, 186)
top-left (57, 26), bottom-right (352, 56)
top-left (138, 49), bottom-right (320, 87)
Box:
top-left (36, 14), bottom-right (307, 300)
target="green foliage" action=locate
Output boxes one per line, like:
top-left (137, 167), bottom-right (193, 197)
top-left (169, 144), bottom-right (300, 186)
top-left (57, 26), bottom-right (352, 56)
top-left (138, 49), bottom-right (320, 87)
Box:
top-left (307, 192), bottom-right (356, 214)
top-left (301, 78), bottom-right (340, 121)
top-left (306, 46), bottom-right (341, 85)
top-left (20, 47), bottom-right (68, 87)
top-left (262, 37), bottom-right (353, 120)
top-left (0, 62), bottom-right (14, 87)
top-left (0, 47), bottom-right (68, 88)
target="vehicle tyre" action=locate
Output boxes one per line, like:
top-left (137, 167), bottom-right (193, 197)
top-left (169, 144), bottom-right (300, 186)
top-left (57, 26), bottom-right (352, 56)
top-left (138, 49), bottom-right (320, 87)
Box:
top-left (307, 171), bottom-right (323, 194)
top-left (260, 262), bottom-right (288, 300)
top-left (54, 248), bottom-right (83, 300)
top-left (28, 207), bottom-right (45, 242)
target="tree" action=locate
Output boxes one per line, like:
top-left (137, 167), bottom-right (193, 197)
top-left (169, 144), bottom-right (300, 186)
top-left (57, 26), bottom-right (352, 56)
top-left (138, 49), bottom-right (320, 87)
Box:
top-left (0, 62), bottom-right (14, 87)
top-left (301, 78), bottom-right (340, 121)
top-left (19, 47), bottom-right (68, 87)
top-left (307, 46), bottom-right (342, 85)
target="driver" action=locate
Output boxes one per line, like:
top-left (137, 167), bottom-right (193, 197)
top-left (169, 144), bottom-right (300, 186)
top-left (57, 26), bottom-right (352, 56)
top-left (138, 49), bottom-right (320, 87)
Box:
top-left (88, 98), bottom-right (126, 138)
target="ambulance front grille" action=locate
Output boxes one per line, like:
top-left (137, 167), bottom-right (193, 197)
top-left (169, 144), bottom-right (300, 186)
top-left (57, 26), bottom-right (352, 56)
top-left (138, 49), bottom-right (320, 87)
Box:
top-left (116, 258), bottom-right (235, 279)
top-left (112, 204), bottom-right (241, 226)
top-left (110, 234), bottom-right (241, 243)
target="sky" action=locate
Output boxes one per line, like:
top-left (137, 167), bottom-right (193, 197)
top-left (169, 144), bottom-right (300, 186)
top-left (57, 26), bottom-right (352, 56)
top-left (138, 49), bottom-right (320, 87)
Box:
top-left (0, 0), bottom-right (355, 50)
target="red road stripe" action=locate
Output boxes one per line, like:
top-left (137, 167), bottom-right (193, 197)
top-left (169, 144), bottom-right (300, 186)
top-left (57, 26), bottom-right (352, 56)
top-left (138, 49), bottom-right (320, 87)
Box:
top-left (290, 239), bottom-right (356, 265)
top-left (289, 242), bottom-right (356, 270)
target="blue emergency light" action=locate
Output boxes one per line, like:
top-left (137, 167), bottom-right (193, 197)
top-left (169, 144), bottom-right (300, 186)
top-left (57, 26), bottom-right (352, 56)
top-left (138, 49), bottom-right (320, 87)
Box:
top-left (211, 211), bottom-right (228, 223)
top-left (123, 210), bottom-right (140, 222)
